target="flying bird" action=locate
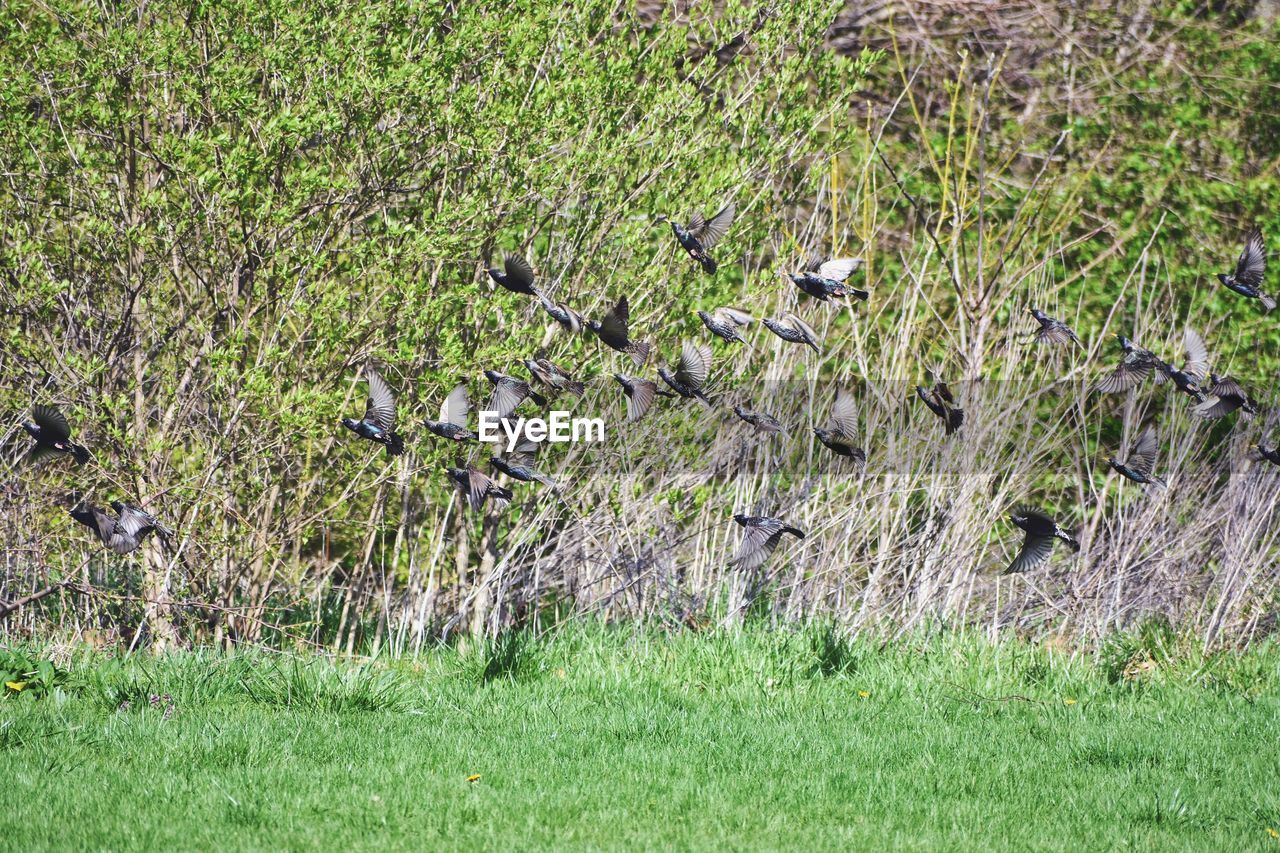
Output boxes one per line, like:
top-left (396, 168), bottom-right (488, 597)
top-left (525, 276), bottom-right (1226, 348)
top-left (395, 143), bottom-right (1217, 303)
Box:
top-left (340, 367), bottom-right (404, 456)
top-left (425, 384), bottom-right (476, 442)
top-left (69, 500), bottom-right (172, 555)
top-left (485, 253), bottom-right (539, 296)
top-left (915, 376), bottom-right (964, 435)
top-left (587, 296), bottom-right (651, 368)
top-left (1109, 425), bottom-right (1165, 487)
top-left (1094, 335), bottom-right (1161, 394)
top-left (524, 357), bottom-right (585, 397)
top-left (614, 373), bottom-right (660, 422)
top-left (1248, 444), bottom-right (1280, 467)
top-left (762, 314), bottom-right (821, 353)
top-left (1217, 228), bottom-right (1272, 312)
top-left (490, 438), bottom-right (557, 489)
top-left (813, 387), bottom-right (865, 462)
top-left (483, 370), bottom-right (547, 420)
top-left (1194, 374), bottom-right (1259, 419)
top-left (730, 514), bottom-right (805, 571)
top-left (698, 307), bottom-right (753, 344)
top-left (657, 340), bottom-right (714, 405)
top-left (733, 405), bottom-right (789, 437)
top-left (658, 202), bottom-right (735, 274)
top-left (1028, 308), bottom-right (1080, 346)
top-left (1154, 328), bottom-right (1208, 402)
top-left (22, 404), bottom-right (90, 465)
top-left (446, 463), bottom-right (513, 511)
top-left (1005, 507), bottom-right (1079, 574)
top-left (537, 294), bottom-right (585, 335)
top-left (784, 256), bottom-right (867, 302)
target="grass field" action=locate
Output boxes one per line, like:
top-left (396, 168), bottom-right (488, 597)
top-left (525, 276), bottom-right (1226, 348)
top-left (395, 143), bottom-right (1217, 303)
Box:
top-left (3, 629), bottom-right (1279, 850)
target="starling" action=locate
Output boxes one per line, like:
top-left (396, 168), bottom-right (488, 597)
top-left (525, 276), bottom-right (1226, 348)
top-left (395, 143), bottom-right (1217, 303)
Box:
top-left (1109, 425), bottom-right (1165, 487)
top-left (340, 367), bottom-right (404, 456)
top-left (698, 307), bottom-right (753, 344)
top-left (762, 314), bottom-right (821, 353)
top-left (1005, 507), bottom-right (1079, 574)
top-left (731, 514), bottom-right (805, 570)
top-left (657, 340), bottom-right (714, 405)
top-left (587, 296), bottom-right (651, 368)
top-left (1217, 228), bottom-right (1272, 312)
top-left (915, 375), bottom-right (964, 435)
top-left (785, 256), bottom-right (867, 302)
top-left (813, 387), bottom-right (865, 462)
top-left (486, 253), bottom-right (539, 296)
top-left (1194, 374), bottom-right (1259, 419)
top-left (1154, 328), bottom-right (1208, 401)
top-left (524, 357), bottom-right (585, 397)
top-left (733, 405), bottom-right (789, 437)
top-left (1248, 444), bottom-right (1280, 466)
top-left (22, 404), bottom-right (90, 465)
top-left (425, 383), bottom-right (476, 442)
top-left (69, 500), bottom-right (172, 555)
top-left (491, 439), bottom-right (557, 489)
top-left (538, 294), bottom-right (585, 335)
top-left (446, 463), bottom-right (513, 511)
top-left (1028, 308), bottom-right (1081, 346)
top-left (614, 373), bottom-right (659, 422)
top-left (1094, 335), bottom-right (1161, 394)
top-left (658, 202), bottom-right (735, 274)
top-left (483, 370), bottom-right (547, 420)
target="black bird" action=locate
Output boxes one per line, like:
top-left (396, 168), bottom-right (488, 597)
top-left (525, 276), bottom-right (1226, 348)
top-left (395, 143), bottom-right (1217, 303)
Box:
top-left (813, 387), bottom-right (865, 462)
top-left (1028, 308), bottom-right (1081, 346)
top-left (340, 368), bottom-right (404, 456)
top-left (1154, 328), bottom-right (1208, 402)
top-left (1248, 444), bottom-right (1280, 467)
top-left (658, 202), bottom-right (735, 274)
top-left (762, 314), bottom-right (821, 353)
top-left (1217, 228), bottom-right (1272, 312)
top-left (1005, 507), bottom-right (1079, 574)
top-left (1094, 335), bottom-right (1162, 394)
top-left (730, 514), bottom-right (805, 571)
top-left (446, 463), bottom-right (513, 511)
top-left (587, 296), bottom-right (651, 368)
top-left (785, 256), bottom-right (867, 302)
top-left (491, 439), bottom-right (557, 489)
top-left (486, 253), bottom-right (539, 296)
top-left (538, 294), bottom-right (584, 335)
top-left (733, 405), bottom-right (789, 437)
top-left (915, 376), bottom-right (964, 435)
top-left (1109, 425), bottom-right (1165, 487)
top-left (1194, 374), bottom-right (1259, 419)
top-left (698, 307), bottom-right (753, 344)
top-left (483, 370), bottom-right (547, 420)
top-left (23, 404), bottom-right (90, 465)
top-left (425, 384), bottom-right (476, 442)
top-left (614, 373), bottom-right (660, 422)
top-left (658, 341), bottom-right (714, 406)
top-left (524, 357), bottom-right (584, 397)
top-left (69, 500), bottom-right (172, 554)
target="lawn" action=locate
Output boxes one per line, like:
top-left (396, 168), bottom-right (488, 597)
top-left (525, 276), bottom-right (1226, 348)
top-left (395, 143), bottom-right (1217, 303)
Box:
top-left (2, 628), bottom-right (1278, 850)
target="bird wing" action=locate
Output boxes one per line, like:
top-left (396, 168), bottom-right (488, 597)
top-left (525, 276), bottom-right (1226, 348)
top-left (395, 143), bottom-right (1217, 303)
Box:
top-left (674, 340), bottom-right (712, 388)
top-left (1182, 328), bottom-right (1210, 381)
top-left (487, 377), bottom-right (528, 420)
top-left (803, 251), bottom-right (824, 273)
top-left (1126, 425), bottom-right (1159, 477)
top-left (599, 296), bottom-right (631, 341)
top-left (829, 387), bottom-right (858, 438)
top-left (114, 504), bottom-right (157, 540)
top-left (784, 313), bottom-right (820, 344)
top-left (1094, 358), bottom-right (1153, 394)
top-left (692, 202), bottom-right (735, 249)
top-left (1034, 320), bottom-right (1075, 345)
top-left (817, 257), bottom-right (862, 282)
top-left (1210, 375), bottom-right (1246, 399)
top-left (623, 378), bottom-right (656, 422)
top-left (1007, 531), bottom-right (1055, 574)
top-left (363, 368), bottom-right (397, 431)
top-left (32, 405), bottom-right (72, 442)
top-left (732, 517), bottom-right (785, 571)
top-left (503, 253), bottom-right (536, 291)
top-left (464, 467), bottom-right (501, 511)
top-left (84, 507), bottom-right (117, 544)
top-left (440, 383), bottom-right (470, 427)
top-left (717, 306), bottom-right (753, 326)
top-left (1194, 395), bottom-right (1238, 419)
top-left (1235, 228), bottom-right (1266, 287)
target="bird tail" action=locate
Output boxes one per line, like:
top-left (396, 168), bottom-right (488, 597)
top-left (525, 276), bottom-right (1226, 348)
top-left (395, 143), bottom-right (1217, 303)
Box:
top-left (1057, 530), bottom-right (1081, 553)
top-left (529, 390), bottom-right (549, 409)
top-left (699, 254), bottom-right (717, 274)
top-left (566, 381), bottom-right (586, 396)
top-left (782, 526), bottom-right (805, 539)
top-left (628, 341), bottom-right (651, 368)
top-left (494, 485), bottom-right (514, 507)
top-left (806, 341), bottom-right (820, 354)
top-left (848, 287), bottom-right (870, 301)
top-left (1147, 475), bottom-right (1168, 489)
top-left (1262, 292), bottom-right (1277, 313)
top-left (385, 432), bottom-right (405, 456)
top-left (71, 444), bottom-right (91, 465)
top-left (695, 390), bottom-right (716, 408)
top-left (945, 408), bottom-right (965, 435)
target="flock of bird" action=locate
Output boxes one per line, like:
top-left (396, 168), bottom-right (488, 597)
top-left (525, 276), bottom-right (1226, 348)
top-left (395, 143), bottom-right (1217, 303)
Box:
top-left (18, 202), bottom-right (1274, 576)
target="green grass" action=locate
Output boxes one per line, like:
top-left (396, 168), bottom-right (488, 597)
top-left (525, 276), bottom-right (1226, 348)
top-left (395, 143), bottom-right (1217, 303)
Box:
top-left (3, 628), bottom-right (1279, 850)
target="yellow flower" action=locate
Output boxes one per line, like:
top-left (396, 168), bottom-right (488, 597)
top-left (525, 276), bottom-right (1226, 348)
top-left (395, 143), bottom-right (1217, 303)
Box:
top-left (858, 690), bottom-right (870, 699)
top-left (1267, 827), bottom-right (1278, 839)
top-left (5, 681), bottom-right (25, 692)
top-left (466, 774), bottom-right (481, 783)
top-left (1064, 698), bottom-right (1077, 706)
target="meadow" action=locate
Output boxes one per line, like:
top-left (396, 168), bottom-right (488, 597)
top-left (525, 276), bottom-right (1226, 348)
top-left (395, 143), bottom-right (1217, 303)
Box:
top-left (3, 628), bottom-right (1279, 849)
